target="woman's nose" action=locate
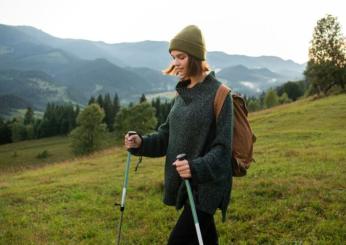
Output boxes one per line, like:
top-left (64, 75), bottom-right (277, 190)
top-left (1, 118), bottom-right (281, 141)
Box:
top-left (173, 58), bottom-right (180, 66)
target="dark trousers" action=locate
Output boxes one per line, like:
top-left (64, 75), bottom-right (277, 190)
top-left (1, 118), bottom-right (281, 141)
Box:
top-left (167, 205), bottom-right (218, 245)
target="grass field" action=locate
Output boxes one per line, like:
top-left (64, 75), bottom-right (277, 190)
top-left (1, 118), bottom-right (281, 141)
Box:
top-left (0, 133), bottom-right (117, 173)
top-left (0, 94), bottom-right (345, 244)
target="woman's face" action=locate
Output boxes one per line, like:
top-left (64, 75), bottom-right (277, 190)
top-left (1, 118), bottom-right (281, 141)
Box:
top-left (170, 50), bottom-right (189, 79)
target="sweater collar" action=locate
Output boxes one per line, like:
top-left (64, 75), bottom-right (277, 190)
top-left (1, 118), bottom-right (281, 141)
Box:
top-left (175, 71), bottom-right (215, 103)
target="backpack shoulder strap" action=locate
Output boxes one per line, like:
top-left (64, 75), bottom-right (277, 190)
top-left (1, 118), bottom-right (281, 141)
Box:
top-left (214, 84), bottom-right (231, 119)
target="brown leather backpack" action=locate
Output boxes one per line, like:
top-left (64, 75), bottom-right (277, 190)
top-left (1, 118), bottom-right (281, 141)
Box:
top-left (214, 84), bottom-right (256, 177)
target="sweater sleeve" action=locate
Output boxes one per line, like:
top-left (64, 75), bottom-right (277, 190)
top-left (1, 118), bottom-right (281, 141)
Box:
top-left (129, 117), bottom-right (170, 157)
top-left (189, 94), bottom-right (233, 184)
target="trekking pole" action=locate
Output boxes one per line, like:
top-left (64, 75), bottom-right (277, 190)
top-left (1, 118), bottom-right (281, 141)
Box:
top-left (116, 131), bottom-right (137, 245)
top-left (176, 154), bottom-right (204, 245)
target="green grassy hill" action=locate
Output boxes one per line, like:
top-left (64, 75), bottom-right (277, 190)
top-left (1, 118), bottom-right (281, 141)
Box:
top-left (0, 94), bottom-right (345, 244)
top-left (0, 133), bottom-right (117, 173)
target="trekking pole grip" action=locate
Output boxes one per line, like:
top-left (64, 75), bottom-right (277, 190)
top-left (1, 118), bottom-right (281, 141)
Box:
top-left (176, 153), bottom-right (187, 162)
top-left (128, 131), bottom-right (137, 138)
top-left (127, 131), bottom-right (143, 172)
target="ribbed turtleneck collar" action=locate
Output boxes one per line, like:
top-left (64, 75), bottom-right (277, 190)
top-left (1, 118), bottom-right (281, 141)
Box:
top-left (175, 71), bottom-right (215, 104)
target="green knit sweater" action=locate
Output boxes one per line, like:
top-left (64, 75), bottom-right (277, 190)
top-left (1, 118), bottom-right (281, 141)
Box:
top-left (130, 72), bottom-right (233, 221)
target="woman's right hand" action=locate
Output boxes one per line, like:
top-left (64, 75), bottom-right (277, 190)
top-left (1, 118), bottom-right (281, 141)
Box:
top-left (124, 133), bottom-right (142, 150)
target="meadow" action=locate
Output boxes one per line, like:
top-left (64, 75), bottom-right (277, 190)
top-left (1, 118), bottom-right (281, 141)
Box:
top-left (0, 94), bottom-right (345, 244)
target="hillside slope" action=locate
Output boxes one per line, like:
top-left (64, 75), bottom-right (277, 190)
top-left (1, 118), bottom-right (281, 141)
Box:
top-left (0, 94), bottom-right (345, 244)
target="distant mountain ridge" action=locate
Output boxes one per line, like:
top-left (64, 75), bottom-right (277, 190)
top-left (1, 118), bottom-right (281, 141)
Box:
top-left (0, 24), bottom-right (177, 111)
top-left (208, 51), bottom-right (304, 77)
top-left (5, 25), bottom-right (305, 73)
top-left (0, 23), bottom-right (305, 116)
top-left (217, 65), bottom-right (286, 94)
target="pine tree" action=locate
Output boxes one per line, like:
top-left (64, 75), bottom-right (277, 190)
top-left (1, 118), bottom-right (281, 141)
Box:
top-left (150, 97), bottom-right (173, 129)
top-left (139, 94), bottom-right (147, 103)
top-left (151, 97), bottom-right (161, 129)
top-left (59, 104), bottom-right (75, 134)
top-left (103, 93), bottom-right (113, 131)
top-left (33, 119), bottom-right (42, 139)
top-left (40, 103), bottom-right (58, 137)
top-left (24, 107), bottom-right (34, 125)
top-left (88, 96), bottom-right (96, 105)
top-left (37, 103), bottom-right (79, 138)
top-left (112, 93), bottom-right (120, 117)
top-left (97, 94), bottom-right (104, 108)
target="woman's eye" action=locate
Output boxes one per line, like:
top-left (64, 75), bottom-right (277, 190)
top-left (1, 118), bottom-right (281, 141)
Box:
top-left (171, 55), bottom-right (186, 61)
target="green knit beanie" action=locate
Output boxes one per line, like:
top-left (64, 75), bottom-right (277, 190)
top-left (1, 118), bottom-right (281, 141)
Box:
top-left (169, 25), bottom-right (206, 60)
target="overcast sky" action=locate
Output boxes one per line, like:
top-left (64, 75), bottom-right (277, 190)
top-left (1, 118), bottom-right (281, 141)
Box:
top-left (1, 0), bottom-right (345, 64)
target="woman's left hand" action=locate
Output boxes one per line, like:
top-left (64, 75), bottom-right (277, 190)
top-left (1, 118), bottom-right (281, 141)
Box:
top-left (173, 159), bottom-right (191, 178)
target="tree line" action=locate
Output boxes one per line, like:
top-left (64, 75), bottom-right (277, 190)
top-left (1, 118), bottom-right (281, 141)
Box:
top-left (0, 104), bottom-right (80, 144)
top-left (245, 80), bottom-right (308, 112)
top-left (0, 93), bottom-right (173, 146)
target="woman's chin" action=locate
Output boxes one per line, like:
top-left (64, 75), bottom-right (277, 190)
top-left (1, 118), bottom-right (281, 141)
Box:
top-left (177, 72), bottom-right (187, 80)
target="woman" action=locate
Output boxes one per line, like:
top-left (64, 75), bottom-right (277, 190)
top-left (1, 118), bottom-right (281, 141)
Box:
top-left (124, 25), bottom-right (233, 245)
